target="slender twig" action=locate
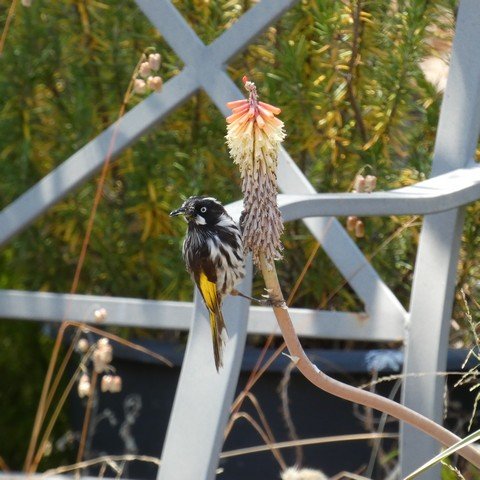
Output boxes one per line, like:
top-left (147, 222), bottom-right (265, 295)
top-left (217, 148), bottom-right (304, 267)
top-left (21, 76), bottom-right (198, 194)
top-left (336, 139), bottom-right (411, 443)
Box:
top-left (259, 253), bottom-right (480, 469)
top-left (28, 320), bottom-right (171, 473)
top-left (279, 361), bottom-right (303, 466)
top-left (0, 0), bottom-right (18, 56)
top-left (25, 53), bottom-right (154, 472)
top-left (76, 370), bottom-right (98, 465)
top-left (65, 321), bottom-right (173, 366)
top-left (42, 455), bottom-right (162, 477)
top-left (346, 0), bottom-right (368, 143)
top-left (361, 371), bottom-right (471, 390)
top-left (227, 237), bottom-right (324, 438)
top-left (365, 379), bottom-right (402, 478)
top-left (287, 240), bottom-right (322, 306)
top-left (241, 392), bottom-right (287, 468)
top-left (24, 322), bottom-right (69, 471)
top-left (318, 215), bottom-right (420, 309)
top-left (0, 456), bottom-right (10, 472)
top-left (221, 432), bottom-right (398, 459)
top-left (330, 472), bottom-right (371, 480)
top-left (230, 411), bottom-right (287, 470)
top-left (225, 342), bottom-right (286, 439)
top-left (31, 353), bottom-right (92, 471)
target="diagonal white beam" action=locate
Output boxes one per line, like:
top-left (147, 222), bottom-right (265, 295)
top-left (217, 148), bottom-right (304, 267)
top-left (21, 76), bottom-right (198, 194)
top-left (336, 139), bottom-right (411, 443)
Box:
top-left (0, 0), bottom-right (405, 323)
top-left (138, 0), bottom-right (405, 322)
top-left (0, 69), bottom-right (199, 247)
top-left (135, 0), bottom-right (205, 66)
top-left (136, 0), bottom-right (299, 68)
top-left (198, 71), bottom-right (406, 323)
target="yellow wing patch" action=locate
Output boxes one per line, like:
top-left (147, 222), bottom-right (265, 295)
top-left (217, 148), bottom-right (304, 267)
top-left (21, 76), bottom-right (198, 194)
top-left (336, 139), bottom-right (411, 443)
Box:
top-left (198, 271), bottom-right (227, 370)
top-left (198, 271), bottom-right (219, 313)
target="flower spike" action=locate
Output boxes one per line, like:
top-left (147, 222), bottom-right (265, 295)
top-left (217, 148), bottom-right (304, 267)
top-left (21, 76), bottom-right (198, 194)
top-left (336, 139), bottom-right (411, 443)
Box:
top-left (226, 76), bottom-right (286, 268)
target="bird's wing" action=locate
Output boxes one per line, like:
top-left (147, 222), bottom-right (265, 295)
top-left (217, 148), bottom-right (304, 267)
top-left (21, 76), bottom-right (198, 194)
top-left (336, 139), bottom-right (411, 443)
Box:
top-left (197, 270), bottom-right (220, 315)
top-left (194, 263), bottom-right (228, 371)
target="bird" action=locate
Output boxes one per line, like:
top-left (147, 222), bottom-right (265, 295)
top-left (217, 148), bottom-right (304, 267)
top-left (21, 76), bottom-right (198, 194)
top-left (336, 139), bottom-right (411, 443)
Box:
top-left (170, 196), bottom-right (246, 371)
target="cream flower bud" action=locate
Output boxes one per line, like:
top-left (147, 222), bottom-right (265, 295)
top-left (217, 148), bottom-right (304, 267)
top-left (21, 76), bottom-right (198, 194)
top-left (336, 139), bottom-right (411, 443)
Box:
top-left (281, 466), bottom-right (328, 480)
top-left (364, 174), bottom-right (377, 193)
top-left (101, 374), bottom-right (113, 392)
top-left (147, 75), bottom-right (163, 92)
top-left (110, 375), bottom-right (122, 393)
top-left (148, 53), bottom-right (161, 71)
top-left (353, 174), bottom-right (365, 193)
top-left (21, 0), bottom-right (32, 6)
top-left (77, 338), bottom-right (89, 353)
top-left (94, 307), bottom-right (107, 322)
top-left (139, 61), bottom-right (151, 78)
top-left (93, 338), bottom-right (113, 373)
top-left (355, 219), bottom-right (365, 238)
top-left (133, 79), bottom-right (147, 95)
top-left (78, 374), bottom-right (91, 398)
top-left (346, 215), bottom-right (358, 232)
top-left (101, 374), bottom-right (122, 393)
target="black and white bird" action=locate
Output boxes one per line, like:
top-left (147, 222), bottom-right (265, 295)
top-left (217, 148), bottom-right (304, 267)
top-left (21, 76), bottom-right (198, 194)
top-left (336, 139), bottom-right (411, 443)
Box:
top-left (170, 196), bottom-right (245, 370)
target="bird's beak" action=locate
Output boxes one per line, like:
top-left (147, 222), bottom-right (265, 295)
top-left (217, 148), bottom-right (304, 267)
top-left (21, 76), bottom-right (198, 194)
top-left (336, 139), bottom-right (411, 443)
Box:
top-left (170, 206), bottom-right (187, 217)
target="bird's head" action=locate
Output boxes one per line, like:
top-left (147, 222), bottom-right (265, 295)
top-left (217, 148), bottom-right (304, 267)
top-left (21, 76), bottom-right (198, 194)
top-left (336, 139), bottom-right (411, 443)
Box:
top-left (170, 196), bottom-right (228, 226)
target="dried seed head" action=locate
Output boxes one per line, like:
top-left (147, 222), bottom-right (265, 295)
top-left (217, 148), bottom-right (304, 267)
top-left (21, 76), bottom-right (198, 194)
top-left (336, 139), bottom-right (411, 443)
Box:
top-left (364, 174), bottom-right (377, 193)
top-left (133, 79), bottom-right (147, 95)
top-left (78, 374), bottom-right (91, 398)
top-left (139, 61), bottom-right (151, 78)
top-left (111, 375), bottom-right (122, 393)
top-left (94, 307), bottom-right (107, 322)
top-left (147, 75), bottom-right (163, 92)
top-left (77, 338), bottom-right (89, 353)
top-left (226, 76), bottom-right (286, 268)
top-left (148, 53), bottom-right (161, 71)
top-left (93, 338), bottom-right (113, 373)
top-left (101, 374), bottom-right (112, 392)
top-left (353, 174), bottom-right (366, 193)
top-left (355, 219), bottom-right (365, 238)
top-left (346, 215), bottom-right (358, 232)
top-left (281, 466), bottom-right (328, 480)
top-left (101, 374), bottom-right (122, 393)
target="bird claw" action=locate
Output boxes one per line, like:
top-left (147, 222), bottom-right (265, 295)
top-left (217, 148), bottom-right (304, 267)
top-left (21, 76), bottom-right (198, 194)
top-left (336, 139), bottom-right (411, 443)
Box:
top-left (231, 289), bottom-right (286, 308)
top-left (259, 292), bottom-right (287, 308)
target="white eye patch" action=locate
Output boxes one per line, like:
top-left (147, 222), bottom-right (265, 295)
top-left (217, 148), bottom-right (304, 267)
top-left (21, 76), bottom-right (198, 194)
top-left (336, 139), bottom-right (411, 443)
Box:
top-left (200, 207), bottom-right (207, 213)
top-left (195, 215), bottom-right (206, 225)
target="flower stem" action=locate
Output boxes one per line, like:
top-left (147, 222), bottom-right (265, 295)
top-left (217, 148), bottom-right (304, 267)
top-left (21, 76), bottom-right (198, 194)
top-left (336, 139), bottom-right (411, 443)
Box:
top-left (258, 252), bottom-right (480, 469)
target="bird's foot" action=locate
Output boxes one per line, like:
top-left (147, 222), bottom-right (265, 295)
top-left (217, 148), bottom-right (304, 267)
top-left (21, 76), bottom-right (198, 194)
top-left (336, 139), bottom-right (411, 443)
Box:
top-left (231, 289), bottom-right (287, 308)
top-left (260, 289), bottom-right (287, 309)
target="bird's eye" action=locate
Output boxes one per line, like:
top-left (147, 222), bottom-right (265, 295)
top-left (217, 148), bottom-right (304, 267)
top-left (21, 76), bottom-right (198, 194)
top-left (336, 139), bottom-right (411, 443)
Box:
top-left (200, 207), bottom-right (207, 213)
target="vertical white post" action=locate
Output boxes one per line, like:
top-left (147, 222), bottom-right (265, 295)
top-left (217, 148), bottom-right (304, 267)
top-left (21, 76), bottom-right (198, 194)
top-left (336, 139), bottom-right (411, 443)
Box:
top-left (401, 1), bottom-right (480, 476)
top-left (157, 261), bottom-right (252, 480)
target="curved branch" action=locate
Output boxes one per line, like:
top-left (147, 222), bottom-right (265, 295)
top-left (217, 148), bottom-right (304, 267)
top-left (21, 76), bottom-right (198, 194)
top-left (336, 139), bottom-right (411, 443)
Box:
top-left (259, 253), bottom-right (480, 469)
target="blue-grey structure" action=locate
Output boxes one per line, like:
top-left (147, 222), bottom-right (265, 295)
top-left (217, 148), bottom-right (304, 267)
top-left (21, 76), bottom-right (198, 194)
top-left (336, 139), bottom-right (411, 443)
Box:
top-left (0, 0), bottom-right (480, 478)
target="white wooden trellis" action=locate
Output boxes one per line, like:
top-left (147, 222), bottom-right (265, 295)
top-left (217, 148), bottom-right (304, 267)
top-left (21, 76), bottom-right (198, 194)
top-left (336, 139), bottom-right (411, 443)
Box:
top-left (1, 1), bottom-right (480, 478)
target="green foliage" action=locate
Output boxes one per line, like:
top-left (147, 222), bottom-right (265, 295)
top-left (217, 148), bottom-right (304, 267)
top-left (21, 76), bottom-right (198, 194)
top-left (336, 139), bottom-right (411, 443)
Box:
top-left (1, 0), bottom-right (479, 469)
top-left (0, 320), bottom-right (71, 469)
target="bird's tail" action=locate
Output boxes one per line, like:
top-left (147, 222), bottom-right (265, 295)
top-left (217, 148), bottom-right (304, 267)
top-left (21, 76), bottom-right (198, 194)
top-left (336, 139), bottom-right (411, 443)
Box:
top-left (210, 306), bottom-right (228, 371)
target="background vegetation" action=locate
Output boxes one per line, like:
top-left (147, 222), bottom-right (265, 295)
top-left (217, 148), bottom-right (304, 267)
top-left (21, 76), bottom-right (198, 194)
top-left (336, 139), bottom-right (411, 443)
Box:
top-left (1, 0), bottom-right (479, 473)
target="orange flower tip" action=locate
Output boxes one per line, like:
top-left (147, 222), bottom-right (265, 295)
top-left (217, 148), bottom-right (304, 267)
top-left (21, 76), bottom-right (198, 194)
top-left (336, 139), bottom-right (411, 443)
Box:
top-left (258, 105), bottom-right (274, 118)
top-left (232, 104), bottom-right (249, 114)
top-left (226, 99), bottom-right (247, 109)
top-left (242, 75), bottom-right (249, 84)
top-left (259, 101), bottom-right (281, 115)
